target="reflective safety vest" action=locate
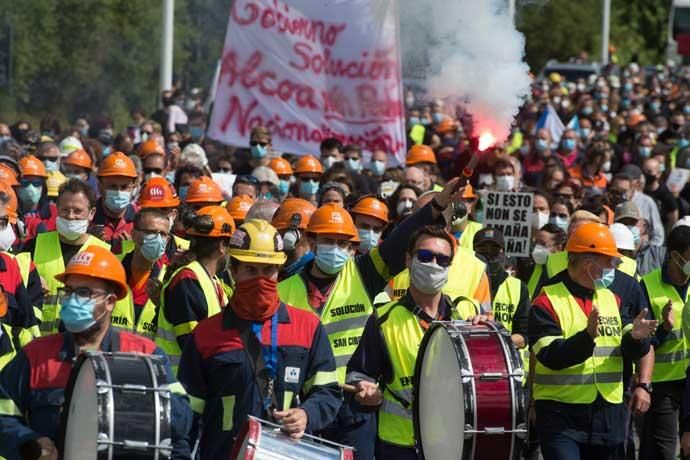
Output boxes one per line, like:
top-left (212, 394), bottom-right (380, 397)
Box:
top-left (493, 276), bottom-right (528, 369)
top-left (387, 247), bottom-right (486, 303)
top-left (527, 264), bottom-right (543, 300)
top-left (0, 323), bottom-right (33, 370)
top-left (534, 283), bottom-right (624, 404)
top-left (528, 251), bottom-right (568, 300)
top-left (278, 258), bottom-right (373, 383)
top-left (409, 124), bottom-right (425, 145)
top-left (33, 232), bottom-right (134, 335)
top-left (155, 261), bottom-right (226, 372)
top-left (134, 265), bottom-right (167, 339)
top-left (618, 255), bottom-right (637, 279)
top-left (376, 300), bottom-right (460, 447)
top-left (458, 220), bottom-right (483, 250)
top-left (642, 268), bottom-right (690, 382)
top-left (4, 251), bottom-right (41, 337)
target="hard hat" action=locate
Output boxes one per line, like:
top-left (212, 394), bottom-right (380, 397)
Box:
top-left (294, 155), bottom-right (323, 174)
top-left (271, 198), bottom-right (316, 231)
top-left (674, 216), bottom-right (690, 229)
top-left (0, 164), bottom-right (18, 186)
top-left (185, 205), bottom-right (236, 238)
top-left (138, 177), bottom-right (180, 208)
top-left (406, 145), bottom-right (437, 166)
top-left (97, 152), bottom-right (137, 178)
top-left (55, 245), bottom-right (128, 300)
top-left (185, 176), bottom-right (224, 204)
top-left (228, 219), bottom-right (287, 265)
top-left (350, 196), bottom-right (389, 224)
top-left (46, 171), bottom-right (67, 197)
top-left (226, 195), bottom-right (255, 222)
top-left (435, 118), bottom-right (458, 134)
top-left (549, 72), bottom-right (561, 83)
top-left (269, 157), bottom-right (293, 176)
top-left (566, 222), bottom-right (621, 258)
top-left (609, 223), bottom-right (635, 251)
top-left (628, 113), bottom-right (646, 127)
top-left (18, 155), bottom-right (48, 178)
top-left (0, 182), bottom-right (18, 224)
top-left (63, 149), bottom-right (93, 170)
top-left (137, 139), bottom-right (165, 158)
top-left (307, 203), bottom-right (359, 242)
top-left (462, 184), bottom-right (478, 199)
top-left (58, 136), bottom-right (83, 157)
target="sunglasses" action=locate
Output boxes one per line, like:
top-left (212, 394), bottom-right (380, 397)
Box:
top-left (144, 168), bottom-right (163, 175)
top-left (236, 175), bottom-right (259, 185)
top-left (20, 179), bottom-right (43, 188)
top-left (249, 140), bottom-right (270, 147)
top-left (415, 249), bottom-right (452, 268)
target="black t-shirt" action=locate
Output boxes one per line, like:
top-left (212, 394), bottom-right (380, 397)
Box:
top-left (650, 183), bottom-right (679, 223)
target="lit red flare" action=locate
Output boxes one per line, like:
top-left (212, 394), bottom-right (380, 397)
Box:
top-left (478, 131), bottom-right (496, 151)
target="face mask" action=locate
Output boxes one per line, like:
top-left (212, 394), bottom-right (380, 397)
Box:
top-left (357, 228), bottom-right (381, 254)
top-left (102, 146), bottom-right (112, 157)
top-left (189, 126), bottom-right (204, 140)
top-left (322, 156), bottom-right (336, 170)
top-left (684, 106), bottom-right (690, 115)
top-left (232, 277), bottom-right (281, 321)
top-left (178, 185), bottom-right (189, 200)
top-left (140, 233), bottom-right (166, 262)
top-left (410, 256), bottom-right (449, 295)
top-left (104, 190), bottom-right (131, 212)
top-left (299, 179), bottom-right (319, 198)
top-left (679, 138), bottom-right (690, 149)
top-left (345, 158), bottom-right (361, 172)
top-left (0, 225), bottom-right (16, 251)
top-left (370, 160), bottom-right (385, 176)
top-left (251, 144), bottom-right (267, 159)
top-left (43, 159), bottom-right (59, 172)
top-left (432, 112), bottom-right (444, 124)
top-left (397, 199), bottom-right (414, 215)
top-left (278, 179), bottom-right (290, 196)
top-left (549, 216), bottom-right (569, 232)
top-left (0, 135), bottom-right (10, 144)
top-left (600, 105), bottom-right (609, 113)
top-left (660, 163), bottom-right (666, 173)
top-left (56, 216), bottom-right (89, 241)
top-left (519, 144), bottom-right (530, 155)
top-left (420, 118), bottom-right (431, 126)
top-left (533, 211), bottom-right (549, 230)
top-left (532, 244), bottom-right (550, 265)
top-left (495, 175), bottom-right (515, 192)
top-left (315, 243), bottom-right (350, 275)
top-left (651, 102), bottom-right (661, 112)
top-left (627, 226), bottom-right (641, 246)
top-left (639, 146), bottom-right (652, 158)
top-left (535, 139), bottom-right (548, 152)
top-left (60, 293), bottom-right (106, 333)
top-left (581, 107), bottom-right (593, 116)
top-left (478, 174), bottom-right (494, 186)
top-left (581, 128), bottom-right (591, 139)
top-left (589, 263), bottom-right (615, 290)
top-left (563, 138), bottom-right (576, 151)
top-left (623, 83), bottom-right (633, 92)
top-left (18, 185), bottom-right (42, 207)
top-left (408, 117), bottom-right (420, 126)
top-left (602, 160), bottom-right (612, 172)
top-left (675, 252), bottom-right (690, 277)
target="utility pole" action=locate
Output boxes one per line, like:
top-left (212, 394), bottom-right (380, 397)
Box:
top-left (160, 0), bottom-right (174, 97)
top-left (601, 0), bottom-right (611, 65)
top-left (508, 0), bottom-right (515, 24)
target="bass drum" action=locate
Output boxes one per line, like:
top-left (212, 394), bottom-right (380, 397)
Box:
top-left (413, 321), bottom-right (527, 460)
top-left (59, 351), bottom-right (173, 460)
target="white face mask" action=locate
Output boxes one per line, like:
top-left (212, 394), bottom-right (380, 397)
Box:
top-left (409, 257), bottom-right (449, 294)
top-left (322, 156), bottom-right (337, 170)
top-left (0, 225), bottom-right (16, 251)
top-left (495, 175), bottom-right (515, 192)
top-left (532, 244), bottom-right (550, 265)
top-left (397, 199), bottom-right (414, 215)
top-left (56, 216), bottom-right (89, 241)
top-left (533, 211), bottom-right (549, 230)
top-left (602, 160), bottom-right (612, 172)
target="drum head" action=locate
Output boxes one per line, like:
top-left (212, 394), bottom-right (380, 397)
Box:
top-left (63, 360), bottom-right (98, 460)
top-left (414, 324), bottom-right (464, 460)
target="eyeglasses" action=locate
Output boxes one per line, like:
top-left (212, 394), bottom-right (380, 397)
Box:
top-left (551, 212), bottom-right (569, 219)
top-left (144, 168), bottom-right (163, 175)
top-left (415, 249), bottom-right (452, 268)
top-left (20, 179), bottom-right (43, 188)
top-left (218, 167), bottom-right (232, 173)
top-left (236, 175), bottom-right (259, 185)
top-left (249, 140), bottom-right (270, 147)
top-left (135, 228), bottom-right (169, 239)
top-left (57, 286), bottom-right (111, 302)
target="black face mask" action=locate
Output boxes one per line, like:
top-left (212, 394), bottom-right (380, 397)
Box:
top-left (643, 173), bottom-right (657, 185)
top-left (162, 97), bottom-right (173, 107)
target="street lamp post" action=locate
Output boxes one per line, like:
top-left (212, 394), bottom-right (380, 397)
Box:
top-left (601, 0), bottom-right (611, 65)
top-left (160, 0), bottom-right (174, 97)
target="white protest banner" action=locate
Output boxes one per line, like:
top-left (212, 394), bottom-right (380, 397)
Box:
top-left (666, 168), bottom-right (690, 194)
top-left (208, 0), bottom-right (407, 164)
top-left (482, 191), bottom-right (534, 258)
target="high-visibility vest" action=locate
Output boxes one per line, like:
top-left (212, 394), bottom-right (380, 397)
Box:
top-left (642, 268), bottom-right (690, 382)
top-left (386, 246), bottom-right (486, 303)
top-left (118, 235), bottom-right (190, 260)
top-left (534, 283), bottom-right (624, 404)
top-left (0, 323), bottom-right (33, 370)
top-left (134, 265), bottom-right (167, 339)
top-left (33, 232), bottom-right (135, 335)
top-left (155, 260), bottom-right (226, 373)
top-left (458, 220), bottom-right (483, 250)
top-left (376, 300), bottom-right (460, 447)
top-left (493, 276), bottom-right (528, 369)
top-left (278, 258), bottom-right (373, 383)
top-left (527, 263), bottom-right (543, 300)
top-left (618, 255), bottom-right (637, 279)
top-left (3, 251), bottom-right (40, 337)
top-left (409, 125), bottom-right (425, 145)
top-left (527, 251), bottom-right (568, 300)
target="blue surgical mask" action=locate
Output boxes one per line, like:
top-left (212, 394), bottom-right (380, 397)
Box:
top-left (251, 144), bottom-right (267, 159)
top-left (581, 107), bottom-right (593, 116)
top-left (189, 126), bottom-right (204, 140)
top-left (370, 160), bottom-right (385, 176)
top-left (315, 243), bottom-right (350, 275)
top-left (535, 139), bottom-right (549, 152)
top-left (679, 138), bottom-right (690, 149)
top-left (18, 184), bottom-right (42, 207)
top-left (563, 139), bottom-right (576, 151)
top-left (432, 112), bottom-right (444, 124)
top-left (684, 106), bottom-right (690, 115)
top-left (282, 251), bottom-right (314, 279)
top-left (278, 179), bottom-right (290, 196)
top-left (345, 158), bottom-right (361, 172)
top-left (621, 99), bottom-right (631, 109)
top-left (357, 229), bottom-right (381, 254)
top-left (639, 146), bottom-right (652, 158)
top-left (101, 146), bottom-right (112, 158)
top-left (408, 117), bottom-right (421, 126)
top-left (519, 144), bottom-right (530, 155)
top-left (624, 82), bottom-right (633, 92)
top-left (165, 171), bottom-right (175, 184)
top-left (299, 179), bottom-right (319, 198)
top-left (628, 226), bottom-right (641, 246)
top-left (549, 216), bottom-right (569, 232)
top-left (591, 265), bottom-right (615, 290)
top-left (60, 294), bottom-right (99, 333)
top-left (581, 128), bottom-right (591, 139)
top-left (104, 189), bottom-right (132, 212)
top-left (43, 159), bottom-right (59, 172)
top-left (600, 105), bottom-right (608, 113)
top-left (140, 233), bottom-right (166, 262)
top-left (178, 185), bottom-right (189, 200)
top-left (650, 102), bottom-right (661, 112)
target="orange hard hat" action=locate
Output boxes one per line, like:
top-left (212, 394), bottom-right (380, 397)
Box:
top-left (0, 164), bottom-right (18, 186)
top-left (138, 177), bottom-right (180, 208)
top-left (566, 222), bottom-right (622, 258)
top-left (462, 184), bottom-right (478, 199)
top-left (272, 198), bottom-right (316, 231)
top-left (269, 157), bottom-right (293, 176)
top-left (63, 149), bottom-right (93, 170)
top-left (350, 196), bottom-right (389, 224)
top-left (294, 155), bottom-right (323, 174)
top-left (55, 245), bottom-right (129, 300)
top-left (0, 182), bottom-right (18, 224)
top-left (628, 113), bottom-right (646, 127)
top-left (18, 155), bottom-right (48, 178)
top-left (98, 152), bottom-right (137, 178)
top-left (137, 139), bottom-right (165, 158)
top-left (435, 118), bottom-right (458, 134)
top-left (307, 203), bottom-right (359, 241)
top-left (185, 176), bottom-right (224, 204)
top-left (186, 205), bottom-right (236, 238)
top-left (226, 194), bottom-right (255, 222)
top-left (406, 145), bottom-right (437, 166)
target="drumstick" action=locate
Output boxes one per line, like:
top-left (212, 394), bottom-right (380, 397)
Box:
top-left (339, 383), bottom-right (358, 393)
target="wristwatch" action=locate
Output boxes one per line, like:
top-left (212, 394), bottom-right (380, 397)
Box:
top-left (635, 382), bottom-right (653, 394)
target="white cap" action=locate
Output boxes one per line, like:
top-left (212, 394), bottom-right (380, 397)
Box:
top-left (674, 216), bottom-right (690, 229)
top-left (609, 223), bottom-right (635, 251)
top-left (58, 136), bottom-right (83, 157)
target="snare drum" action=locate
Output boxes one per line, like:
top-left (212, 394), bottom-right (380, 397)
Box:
top-left (58, 351), bottom-right (173, 460)
top-left (231, 416), bottom-right (355, 460)
top-left (413, 321), bottom-right (527, 460)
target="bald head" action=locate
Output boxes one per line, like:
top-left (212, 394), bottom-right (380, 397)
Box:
top-left (404, 166), bottom-right (427, 191)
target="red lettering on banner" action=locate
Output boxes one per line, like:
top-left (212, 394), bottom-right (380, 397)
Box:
top-left (291, 43), bottom-right (399, 81)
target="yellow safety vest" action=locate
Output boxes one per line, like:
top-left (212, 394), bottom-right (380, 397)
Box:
top-left (2, 251), bottom-right (40, 337)
top-left (458, 220), bottom-right (482, 250)
top-left (155, 260), bottom-right (226, 373)
top-left (493, 276), bottom-right (523, 333)
top-left (642, 268), bottom-right (690, 382)
top-left (527, 263), bottom-right (543, 300)
top-left (527, 251), bottom-right (568, 300)
top-left (33, 232), bottom-right (134, 335)
top-left (618, 255), bottom-right (637, 279)
top-left (534, 283), bottom-right (624, 404)
top-left (376, 300), bottom-right (460, 447)
top-left (134, 265), bottom-right (167, 339)
top-left (409, 125), bottom-right (425, 145)
top-left (118, 235), bottom-right (190, 260)
top-left (278, 258), bottom-right (373, 383)
top-left (0, 323), bottom-right (33, 370)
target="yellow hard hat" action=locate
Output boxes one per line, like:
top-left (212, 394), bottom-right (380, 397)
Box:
top-left (228, 219), bottom-right (288, 265)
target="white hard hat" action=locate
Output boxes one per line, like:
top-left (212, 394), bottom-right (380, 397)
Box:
top-left (609, 223), bottom-right (635, 251)
top-left (674, 216), bottom-right (690, 229)
top-left (180, 143), bottom-right (208, 168)
top-left (58, 136), bottom-right (83, 157)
